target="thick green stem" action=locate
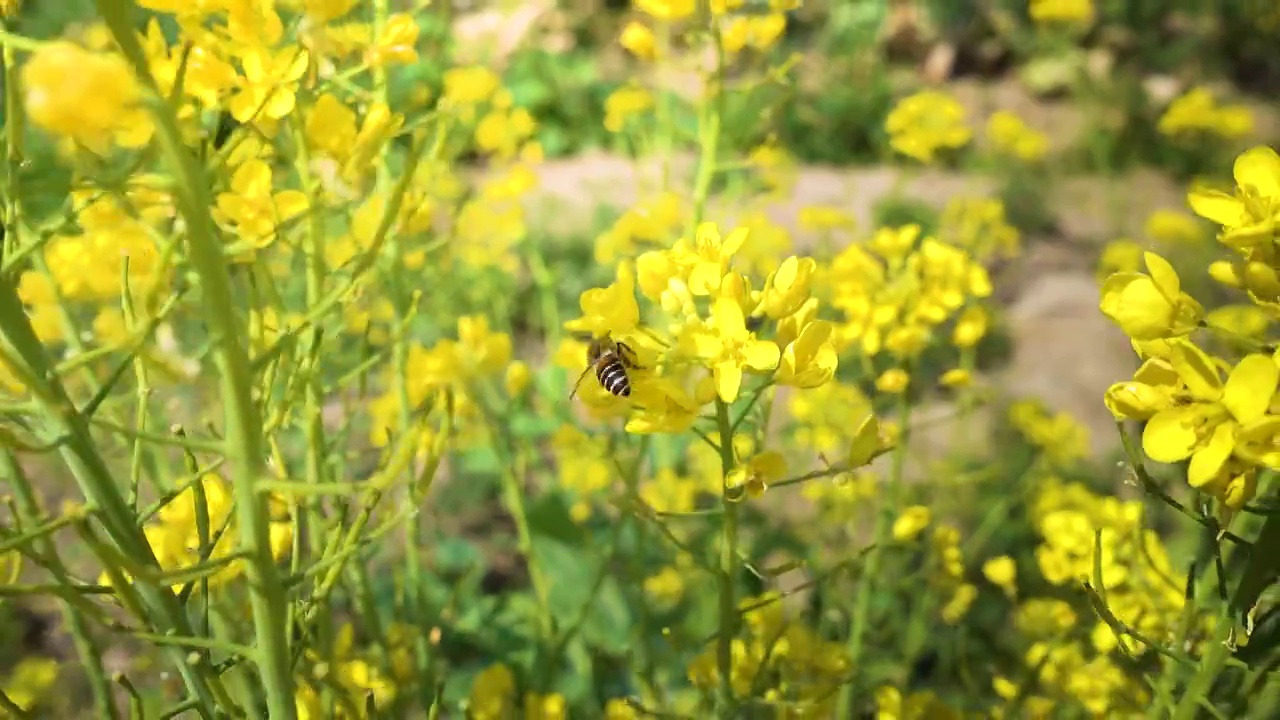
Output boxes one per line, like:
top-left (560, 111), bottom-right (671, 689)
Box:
top-left (94, 2), bottom-right (295, 715)
top-left (714, 398), bottom-right (740, 718)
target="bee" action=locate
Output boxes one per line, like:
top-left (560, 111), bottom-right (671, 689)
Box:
top-left (569, 334), bottom-right (645, 400)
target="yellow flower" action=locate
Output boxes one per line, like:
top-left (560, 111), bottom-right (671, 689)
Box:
top-left (604, 85), bottom-right (655, 133)
top-left (875, 368), bottom-right (910, 394)
top-left (442, 65), bottom-right (501, 106)
top-left (525, 692), bottom-right (568, 720)
top-left (564, 263), bottom-right (642, 338)
top-left (620, 21), bottom-right (657, 60)
top-left (1144, 209), bottom-right (1206, 245)
top-left (940, 368), bottom-right (971, 388)
top-left (983, 556), bottom-right (1017, 596)
top-left (366, 12), bottom-right (419, 66)
top-left (951, 305), bottom-right (988, 348)
top-left (1096, 238), bottom-right (1146, 282)
top-left (505, 361), bottom-right (532, 397)
top-left (1099, 251), bottom-right (1203, 341)
top-left (758, 256), bottom-right (817, 318)
top-left (1104, 359), bottom-right (1178, 421)
top-left (228, 45), bottom-right (309, 124)
top-left (686, 297), bottom-right (780, 402)
top-left (635, 0), bottom-right (696, 21)
top-left (605, 698), bottom-right (640, 719)
top-left (678, 222), bottom-right (750, 296)
top-left (1158, 87), bottom-right (1254, 141)
top-left (892, 505), bottom-right (931, 542)
top-left (304, 0), bottom-right (357, 23)
top-left (1029, 0), bottom-right (1095, 24)
top-left (22, 41), bottom-right (145, 153)
top-left (1142, 343), bottom-right (1278, 495)
top-left (469, 663), bottom-right (516, 720)
top-left (777, 319), bottom-right (838, 388)
top-left (885, 90), bottom-right (971, 164)
top-left (0, 657), bottom-right (58, 714)
top-left (725, 450), bottom-right (786, 498)
top-left (985, 110), bottom-right (1049, 162)
top-left (476, 106), bottom-right (537, 159)
top-left (215, 159), bottom-right (309, 254)
top-left (1188, 145), bottom-right (1280, 248)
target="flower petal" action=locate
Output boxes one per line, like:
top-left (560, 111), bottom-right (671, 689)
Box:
top-left (1221, 354), bottom-right (1280, 423)
top-left (1233, 146), bottom-right (1280, 199)
top-left (715, 362), bottom-right (743, 403)
top-left (1187, 189), bottom-right (1246, 227)
top-left (1187, 422), bottom-right (1234, 488)
top-left (740, 339), bottom-right (780, 371)
top-left (1171, 341), bottom-right (1222, 401)
top-left (1142, 407), bottom-right (1199, 463)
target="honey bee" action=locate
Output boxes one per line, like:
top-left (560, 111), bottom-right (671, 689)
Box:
top-left (569, 334), bottom-right (644, 400)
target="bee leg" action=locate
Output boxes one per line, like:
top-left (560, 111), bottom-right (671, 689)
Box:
top-left (568, 364), bottom-right (594, 400)
top-left (616, 342), bottom-right (646, 369)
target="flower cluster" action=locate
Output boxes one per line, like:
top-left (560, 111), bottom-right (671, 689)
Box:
top-left (295, 622), bottom-right (419, 719)
top-left (885, 90), bottom-right (972, 164)
top-left (686, 592), bottom-right (850, 715)
top-left (1158, 87), bottom-right (1254, 142)
top-left (1100, 146), bottom-right (1280, 509)
top-left (102, 474), bottom-right (292, 593)
top-left (985, 110), bottom-right (1050, 163)
top-left (823, 224), bottom-right (993, 386)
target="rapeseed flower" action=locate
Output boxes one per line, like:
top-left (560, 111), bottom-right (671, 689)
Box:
top-left (885, 90), bottom-right (971, 164)
top-left (1029, 0), bottom-right (1095, 24)
top-left (22, 40), bottom-right (147, 153)
top-left (1188, 145), bottom-right (1279, 248)
top-left (228, 45), bottom-right (309, 124)
top-left (1137, 343), bottom-right (1278, 505)
top-left (683, 296), bottom-right (780, 402)
top-left (1158, 87), bottom-right (1254, 141)
top-left (985, 110), bottom-right (1049, 162)
top-left (215, 159), bottom-right (310, 256)
top-left (635, 0), bottom-right (696, 22)
top-left (1099, 251), bottom-right (1203, 340)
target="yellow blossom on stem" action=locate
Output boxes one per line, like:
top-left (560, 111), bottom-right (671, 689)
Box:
top-left (885, 90), bottom-right (971, 164)
top-left (635, 0), bottom-right (696, 22)
top-left (985, 110), bottom-right (1049, 162)
top-left (215, 159), bottom-right (309, 254)
top-left (228, 45), bottom-right (309, 124)
top-left (366, 13), bottom-right (420, 67)
top-left (1099, 251), bottom-right (1203, 340)
top-left (876, 368), bottom-right (910, 394)
top-left (564, 263), bottom-right (642, 338)
top-left (776, 319), bottom-right (837, 388)
top-left (1142, 342), bottom-right (1278, 501)
top-left (892, 505), bottom-right (932, 542)
top-left (685, 297), bottom-right (780, 402)
top-left (1188, 145), bottom-right (1280, 248)
top-left (620, 21), bottom-right (657, 60)
top-left (759, 256), bottom-right (817, 318)
top-left (725, 450), bottom-right (786, 498)
top-left (22, 40), bottom-right (146, 153)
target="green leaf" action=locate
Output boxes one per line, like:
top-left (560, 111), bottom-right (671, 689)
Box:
top-left (530, 535), bottom-right (593, 626)
top-left (528, 492), bottom-right (587, 547)
top-left (581, 577), bottom-right (632, 655)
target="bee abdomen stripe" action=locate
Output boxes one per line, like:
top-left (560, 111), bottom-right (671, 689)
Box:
top-left (597, 363), bottom-right (631, 396)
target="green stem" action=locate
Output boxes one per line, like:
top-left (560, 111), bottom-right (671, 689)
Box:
top-left (1172, 613), bottom-right (1233, 720)
top-left (839, 386), bottom-right (912, 717)
top-left (714, 398), bottom-right (740, 719)
top-left (94, 2), bottom-right (295, 715)
top-left (0, 452), bottom-right (118, 720)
